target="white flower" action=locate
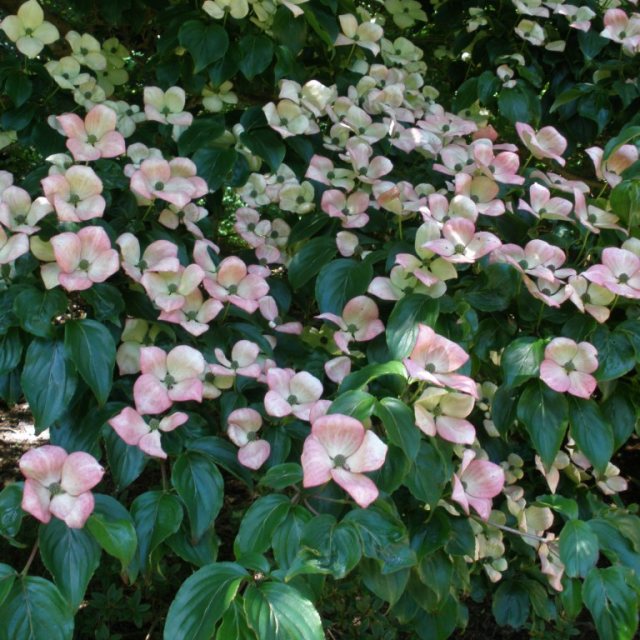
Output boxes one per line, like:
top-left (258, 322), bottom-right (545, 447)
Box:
top-left (1, 0), bottom-right (59, 58)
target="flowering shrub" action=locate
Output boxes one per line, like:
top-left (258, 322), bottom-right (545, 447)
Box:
top-left (0, 0), bottom-right (640, 638)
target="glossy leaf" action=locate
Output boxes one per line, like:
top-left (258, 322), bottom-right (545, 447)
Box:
top-left (86, 494), bottom-right (137, 567)
top-left (386, 295), bottom-right (439, 359)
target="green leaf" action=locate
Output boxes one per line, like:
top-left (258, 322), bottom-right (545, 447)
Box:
top-left (272, 506), bottom-right (312, 570)
top-left (272, 6), bottom-right (308, 54)
top-left (577, 30), bottom-right (609, 60)
top-left (328, 390), bottom-right (376, 421)
top-left (360, 558), bottom-right (409, 606)
top-left (240, 127), bottom-right (285, 173)
top-left (603, 125), bottom-right (640, 161)
top-left (315, 259), bottom-right (372, 315)
top-left (188, 436), bottom-right (254, 485)
top-left (0, 576), bottom-right (74, 640)
top-left (178, 20), bottom-right (229, 73)
top-left (501, 337), bottom-right (544, 388)
top-left (610, 179), bottom-right (640, 228)
top-left (591, 327), bottom-right (636, 381)
top-left (103, 425), bottom-right (147, 491)
top-left (258, 463), bottom-right (303, 490)
top-left (466, 263), bottom-right (520, 312)
top-left (64, 320), bottom-right (115, 405)
top-left (302, 4), bottom-right (338, 47)
top-left (404, 441), bottom-right (451, 507)
top-left (386, 295), bottom-right (439, 359)
top-left (177, 115), bottom-right (226, 156)
top-left (583, 567), bottom-right (639, 640)
top-left (192, 147), bottom-right (236, 192)
top-left (417, 551), bottom-right (453, 606)
top-left (498, 84), bottom-right (540, 125)
top-left (244, 582), bottom-right (324, 640)
top-left (559, 520), bottom-right (599, 579)
top-left (80, 284), bottom-right (124, 323)
top-left (374, 398), bottom-right (420, 462)
top-left (129, 491), bottom-right (183, 577)
top-left (534, 494), bottom-right (578, 521)
top-left (172, 452), bottom-right (224, 542)
top-left (13, 288), bottom-right (67, 338)
top-left (39, 518), bottom-right (101, 610)
top-left (4, 71), bottom-right (32, 108)
top-left (288, 237), bottom-right (336, 289)
top-left (86, 494), bottom-right (137, 567)
top-left (287, 514), bottom-right (362, 580)
top-left (0, 484), bottom-right (23, 539)
top-left (568, 397), bottom-right (614, 474)
top-left (517, 381), bottom-right (568, 467)
top-left (238, 35), bottom-right (274, 80)
top-left (0, 329), bottom-right (21, 376)
top-left (164, 562), bottom-right (248, 640)
top-left (602, 390), bottom-right (636, 452)
top-left (492, 579), bottom-right (530, 629)
top-left (339, 361), bottom-right (407, 393)
top-left (167, 526), bottom-right (219, 568)
top-left (234, 495), bottom-right (291, 557)
top-left (21, 338), bottom-right (77, 431)
top-left (0, 565), bottom-right (16, 608)
top-left (216, 601), bottom-right (256, 640)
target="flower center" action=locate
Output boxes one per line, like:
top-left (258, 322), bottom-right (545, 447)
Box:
top-left (154, 181), bottom-right (165, 190)
top-left (564, 360), bottom-right (576, 372)
top-left (137, 259), bottom-right (148, 271)
top-left (87, 134), bottom-right (98, 144)
top-left (78, 259), bottom-right (90, 270)
top-left (333, 454), bottom-right (349, 469)
top-left (48, 482), bottom-right (64, 495)
top-left (618, 273), bottom-right (629, 284)
top-left (167, 283), bottom-right (178, 293)
top-left (148, 418), bottom-right (160, 431)
top-left (454, 244), bottom-right (466, 254)
top-left (425, 363), bottom-right (437, 373)
top-left (246, 431), bottom-right (258, 442)
top-left (163, 373), bottom-right (176, 388)
top-left (347, 323), bottom-right (358, 335)
top-left (227, 284), bottom-right (238, 294)
top-left (286, 394), bottom-right (298, 405)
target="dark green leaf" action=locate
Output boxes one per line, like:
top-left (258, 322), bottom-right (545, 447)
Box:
top-left (244, 581), bottom-right (324, 640)
top-left (64, 320), bottom-right (115, 405)
top-left (86, 494), bottom-right (137, 567)
top-left (0, 484), bottom-right (23, 539)
top-left (315, 259), bottom-right (372, 315)
top-left (258, 463), bottom-right (303, 490)
top-left (374, 398), bottom-right (420, 462)
top-left (192, 147), bottom-right (236, 192)
top-left (188, 436), bottom-right (254, 485)
top-left (501, 337), bottom-right (544, 388)
top-left (164, 562), bottom-right (248, 640)
top-left (21, 338), bottom-right (77, 432)
top-left (4, 71), bottom-right (32, 108)
top-left (234, 495), bottom-right (291, 557)
top-left (238, 35), bottom-right (274, 80)
top-left (602, 390), bottom-right (636, 452)
top-left (0, 565), bottom-right (15, 609)
top-left (13, 288), bottom-right (67, 338)
top-left (360, 558), bottom-right (409, 606)
top-left (216, 601), bottom-right (256, 640)
top-left (240, 127), bottom-right (285, 173)
top-left (340, 362), bottom-right (407, 393)
top-left (172, 452), bottom-right (224, 542)
top-left (39, 518), bottom-right (101, 609)
top-left (103, 425), bottom-right (147, 491)
top-left (328, 390), bottom-right (376, 421)
top-left (288, 237), bottom-right (336, 289)
top-left (178, 20), bottom-right (229, 73)
top-left (569, 397), bottom-right (614, 474)
top-left (498, 85), bottom-right (540, 125)
top-left (272, 506), bottom-right (312, 570)
top-left (0, 576), bottom-right (73, 640)
top-left (517, 381), bottom-right (568, 467)
top-left (80, 284), bottom-right (124, 323)
top-left (591, 327), bottom-right (636, 381)
top-left (559, 520), bottom-right (599, 578)
top-left (0, 329), bottom-right (21, 376)
top-left (386, 295), bottom-right (439, 359)
top-left (492, 580), bottom-right (529, 629)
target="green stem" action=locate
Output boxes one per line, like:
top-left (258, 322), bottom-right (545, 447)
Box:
top-left (20, 539), bottom-right (39, 576)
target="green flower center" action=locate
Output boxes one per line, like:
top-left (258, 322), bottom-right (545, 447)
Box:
top-left (148, 418), bottom-right (160, 431)
top-left (87, 134), bottom-right (98, 144)
top-left (78, 259), bottom-right (90, 270)
top-left (333, 454), bottom-right (349, 469)
top-left (163, 373), bottom-right (176, 388)
top-left (48, 482), bottom-right (64, 495)
top-left (154, 181), bottom-right (165, 190)
top-left (287, 394), bottom-right (298, 405)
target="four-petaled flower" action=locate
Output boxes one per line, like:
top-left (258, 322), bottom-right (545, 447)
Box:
top-left (539, 338), bottom-right (598, 399)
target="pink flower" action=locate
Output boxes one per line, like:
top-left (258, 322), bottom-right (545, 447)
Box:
top-left (133, 345), bottom-right (205, 415)
top-left (56, 105), bottom-right (126, 161)
top-left (586, 145), bottom-right (638, 187)
top-left (117, 233), bottom-right (180, 282)
top-left (227, 408), bottom-right (270, 470)
top-left (403, 324), bottom-right (477, 397)
top-left (540, 338), bottom-right (598, 399)
top-left (335, 14), bottom-right (384, 56)
top-left (316, 295), bottom-right (384, 353)
top-left (342, 139), bottom-right (392, 184)
top-left (41, 226), bottom-right (119, 291)
top-left (567, 275), bottom-right (614, 323)
top-left (0, 186), bottom-right (52, 233)
top-left (518, 183), bottom-right (572, 221)
top-left (130, 157), bottom-right (202, 208)
top-left (41, 165), bottom-right (105, 223)
top-left (264, 368), bottom-right (323, 421)
top-left (301, 414), bottom-right (387, 508)
top-left (0, 226), bottom-right (29, 265)
top-left (258, 296), bottom-right (303, 335)
top-left (451, 450), bottom-right (505, 520)
top-left (583, 248), bottom-right (640, 299)
top-left (203, 256), bottom-right (269, 313)
top-left (143, 86), bottom-right (192, 126)
top-left (324, 356), bottom-right (352, 384)
top-left (108, 407), bottom-right (187, 458)
top-left (158, 289), bottom-right (223, 336)
top-left (414, 388), bottom-right (476, 444)
top-left (515, 122), bottom-right (567, 166)
top-left (320, 190), bottom-right (370, 228)
top-left (209, 340), bottom-right (262, 379)
top-left (140, 264), bottom-right (204, 312)
top-left (19, 445), bottom-right (104, 528)
top-left (422, 218), bottom-right (501, 264)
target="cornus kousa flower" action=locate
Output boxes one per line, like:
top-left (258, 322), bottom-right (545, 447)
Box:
top-left (159, 289), bottom-right (223, 336)
top-left (259, 296), bottom-right (303, 335)
top-left (203, 256), bottom-right (269, 313)
top-left (404, 324), bottom-right (478, 397)
top-left (41, 226), bottom-right (119, 291)
top-left (133, 345), bottom-right (205, 415)
top-left (567, 275), bottom-right (615, 324)
top-left (493, 239), bottom-right (574, 282)
top-left (586, 145), bottom-right (639, 187)
top-left (45, 56), bottom-right (90, 90)
top-left (335, 14), bottom-right (384, 56)
top-left (116, 319), bottom-right (162, 375)
top-left (264, 368), bottom-right (323, 421)
top-left (583, 248), bottom-right (640, 299)
top-left (572, 189), bottom-right (624, 234)
top-left (117, 233), bottom-right (180, 282)
top-left (263, 99), bottom-right (318, 138)
top-left (144, 86), bottom-right (193, 126)
top-left (540, 338), bottom-right (599, 399)
top-left (227, 409), bottom-right (270, 470)
top-left (422, 218), bottom-right (501, 264)
top-left (209, 341), bottom-right (262, 380)
top-left (414, 388), bottom-right (477, 444)
top-left (321, 190), bottom-right (370, 228)
top-left (41, 165), bottom-right (105, 223)
top-left (515, 122), bottom-right (567, 165)
top-left (316, 296), bottom-right (384, 354)
top-left (203, 0), bottom-right (250, 20)
top-left (19, 445), bottom-right (104, 528)
top-left (108, 408), bottom-right (188, 459)
top-left (130, 158), bottom-right (203, 208)
top-left (1, 0), bottom-right (59, 59)
top-left (301, 414), bottom-right (387, 509)
top-left (306, 156), bottom-right (355, 191)
top-left (0, 186), bottom-right (52, 234)
top-left (57, 105), bottom-right (126, 162)
top-left (451, 450), bottom-right (505, 520)
top-left (140, 264), bottom-right (205, 312)
top-left (66, 31), bottom-right (106, 70)
top-left (341, 139), bottom-right (393, 184)
top-left (518, 183), bottom-right (572, 221)
top-left (0, 226), bottom-right (29, 265)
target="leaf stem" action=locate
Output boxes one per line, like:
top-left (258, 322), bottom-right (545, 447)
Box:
top-left (20, 539), bottom-right (39, 576)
